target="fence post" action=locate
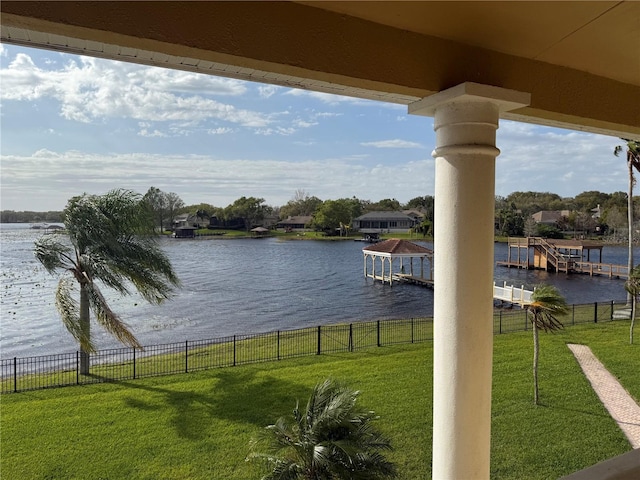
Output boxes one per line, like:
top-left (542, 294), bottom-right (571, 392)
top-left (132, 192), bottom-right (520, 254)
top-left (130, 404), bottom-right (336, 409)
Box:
top-left (233, 335), bottom-right (236, 366)
top-left (377, 320), bottom-right (381, 347)
top-left (185, 340), bottom-right (189, 373)
top-left (349, 324), bottom-right (353, 352)
top-left (133, 348), bottom-right (136, 379)
top-left (277, 331), bottom-right (280, 360)
top-left (572, 304), bottom-right (575, 325)
top-left (594, 302), bottom-right (598, 323)
top-left (411, 318), bottom-right (415, 343)
top-left (611, 300), bottom-right (614, 320)
top-left (499, 310), bottom-right (503, 334)
top-left (317, 326), bottom-right (321, 355)
top-left (13, 357), bottom-right (17, 393)
top-left (76, 351), bottom-right (79, 385)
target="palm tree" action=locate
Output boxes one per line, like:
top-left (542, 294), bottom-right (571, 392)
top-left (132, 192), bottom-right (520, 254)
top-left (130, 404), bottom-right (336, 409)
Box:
top-left (614, 139), bottom-right (640, 305)
top-left (248, 379), bottom-right (397, 480)
top-left (624, 264), bottom-right (640, 344)
top-left (526, 285), bottom-right (569, 406)
top-left (34, 189), bottom-right (180, 374)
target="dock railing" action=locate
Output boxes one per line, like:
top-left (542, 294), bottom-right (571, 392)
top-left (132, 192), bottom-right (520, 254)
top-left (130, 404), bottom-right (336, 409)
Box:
top-left (493, 281), bottom-right (534, 306)
top-left (572, 262), bottom-right (629, 279)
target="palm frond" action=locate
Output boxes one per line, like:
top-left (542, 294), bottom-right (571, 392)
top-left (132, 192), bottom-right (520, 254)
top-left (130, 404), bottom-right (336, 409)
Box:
top-left (625, 264), bottom-right (640, 296)
top-left (34, 236), bottom-right (74, 273)
top-left (55, 277), bottom-right (96, 353)
top-left (85, 280), bottom-right (142, 350)
top-left (528, 284), bottom-right (569, 333)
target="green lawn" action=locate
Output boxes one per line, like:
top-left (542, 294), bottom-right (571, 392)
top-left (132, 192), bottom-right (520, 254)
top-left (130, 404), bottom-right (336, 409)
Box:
top-left (1, 322), bottom-right (636, 479)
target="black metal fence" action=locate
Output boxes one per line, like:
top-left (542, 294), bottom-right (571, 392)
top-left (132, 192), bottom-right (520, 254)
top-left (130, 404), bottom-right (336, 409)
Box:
top-left (0, 299), bottom-right (625, 393)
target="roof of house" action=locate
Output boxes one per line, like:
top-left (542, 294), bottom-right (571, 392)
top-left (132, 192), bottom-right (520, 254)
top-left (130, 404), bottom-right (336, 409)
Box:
top-left (531, 210), bottom-right (570, 224)
top-left (363, 238), bottom-right (433, 256)
top-left (277, 215), bottom-right (313, 225)
top-left (354, 211), bottom-right (414, 221)
top-left (402, 209), bottom-right (426, 218)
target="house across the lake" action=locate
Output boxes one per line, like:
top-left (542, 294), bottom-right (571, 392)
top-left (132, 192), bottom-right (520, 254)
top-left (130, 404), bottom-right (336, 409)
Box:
top-left (352, 211), bottom-right (418, 234)
top-left (276, 215), bottom-right (313, 232)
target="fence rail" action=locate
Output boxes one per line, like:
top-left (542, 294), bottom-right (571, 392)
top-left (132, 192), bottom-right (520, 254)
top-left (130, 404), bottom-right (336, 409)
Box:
top-left (0, 299), bottom-right (624, 394)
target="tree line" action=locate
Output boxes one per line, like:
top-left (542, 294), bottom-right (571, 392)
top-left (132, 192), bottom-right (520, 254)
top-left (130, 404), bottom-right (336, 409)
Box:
top-left (1, 188), bottom-right (635, 239)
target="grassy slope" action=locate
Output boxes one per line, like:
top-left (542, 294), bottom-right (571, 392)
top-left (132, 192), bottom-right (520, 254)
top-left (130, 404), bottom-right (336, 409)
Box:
top-left (1, 322), bottom-right (636, 479)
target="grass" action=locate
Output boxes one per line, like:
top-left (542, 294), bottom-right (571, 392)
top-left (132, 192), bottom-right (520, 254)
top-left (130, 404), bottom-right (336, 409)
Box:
top-left (1, 321), bottom-right (636, 479)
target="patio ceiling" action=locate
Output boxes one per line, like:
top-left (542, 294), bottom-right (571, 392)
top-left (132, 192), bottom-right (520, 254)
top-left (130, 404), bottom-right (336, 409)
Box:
top-left (1, 1), bottom-right (638, 138)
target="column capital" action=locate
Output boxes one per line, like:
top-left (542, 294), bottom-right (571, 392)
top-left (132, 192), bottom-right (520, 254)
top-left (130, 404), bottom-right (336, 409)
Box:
top-left (408, 82), bottom-right (530, 117)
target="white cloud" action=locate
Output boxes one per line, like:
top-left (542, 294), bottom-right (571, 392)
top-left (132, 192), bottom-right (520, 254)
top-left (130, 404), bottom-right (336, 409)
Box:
top-left (0, 51), bottom-right (270, 128)
top-left (361, 139), bottom-right (423, 149)
top-left (293, 118), bottom-right (318, 128)
top-left (138, 128), bottom-right (167, 138)
top-left (208, 127), bottom-right (234, 135)
top-left (0, 149), bottom-right (436, 210)
top-left (258, 85), bottom-right (279, 98)
top-left (495, 121), bottom-right (623, 197)
top-left (254, 127), bottom-right (296, 136)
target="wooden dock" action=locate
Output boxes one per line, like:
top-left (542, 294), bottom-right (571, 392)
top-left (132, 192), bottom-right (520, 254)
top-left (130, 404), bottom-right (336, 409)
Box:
top-left (497, 237), bottom-right (628, 279)
top-left (392, 273), bottom-right (434, 288)
top-left (387, 276), bottom-right (533, 307)
top-left (493, 281), bottom-right (533, 307)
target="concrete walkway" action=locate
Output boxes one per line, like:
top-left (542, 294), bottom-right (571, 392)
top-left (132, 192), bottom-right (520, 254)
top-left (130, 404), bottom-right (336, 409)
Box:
top-left (568, 343), bottom-right (640, 448)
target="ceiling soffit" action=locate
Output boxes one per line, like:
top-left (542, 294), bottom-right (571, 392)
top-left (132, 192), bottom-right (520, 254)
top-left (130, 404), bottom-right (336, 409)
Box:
top-left (1, 1), bottom-right (638, 138)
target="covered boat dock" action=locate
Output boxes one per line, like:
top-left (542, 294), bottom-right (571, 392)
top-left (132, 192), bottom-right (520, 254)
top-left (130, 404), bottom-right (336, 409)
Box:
top-left (363, 238), bottom-right (433, 287)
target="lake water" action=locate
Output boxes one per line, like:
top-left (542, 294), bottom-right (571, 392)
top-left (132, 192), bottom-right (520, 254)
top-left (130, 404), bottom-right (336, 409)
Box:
top-left (0, 224), bottom-right (633, 359)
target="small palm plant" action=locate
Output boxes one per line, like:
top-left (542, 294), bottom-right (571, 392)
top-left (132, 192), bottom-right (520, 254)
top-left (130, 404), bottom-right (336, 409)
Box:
top-left (247, 379), bottom-right (397, 480)
top-left (526, 285), bottom-right (569, 405)
top-left (624, 264), bottom-right (640, 344)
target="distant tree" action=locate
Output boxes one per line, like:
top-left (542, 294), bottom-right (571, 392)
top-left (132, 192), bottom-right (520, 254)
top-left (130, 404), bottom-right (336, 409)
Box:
top-left (405, 195), bottom-right (431, 209)
top-left (142, 187), bottom-right (168, 232)
top-left (179, 203), bottom-right (216, 216)
top-left (227, 196), bottom-right (269, 231)
top-left (312, 199), bottom-right (356, 234)
top-left (604, 191), bottom-right (628, 211)
top-left (142, 188), bottom-right (185, 232)
top-left (164, 192), bottom-right (185, 229)
top-left (535, 224), bottom-right (563, 239)
top-left (248, 379), bottom-right (397, 480)
top-left (405, 195), bottom-right (435, 217)
top-left (603, 206), bottom-right (626, 240)
top-left (279, 190), bottom-right (323, 219)
top-left (366, 198), bottom-right (402, 212)
top-left (506, 191), bottom-right (566, 217)
top-left (526, 285), bottom-right (568, 405)
top-left (573, 191), bottom-right (611, 213)
top-left (495, 198), bottom-right (524, 236)
top-left (614, 139), bottom-right (640, 305)
top-left (34, 189), bottom-right (180, 374)
top-left (523, 217), bottom-right (538, 237)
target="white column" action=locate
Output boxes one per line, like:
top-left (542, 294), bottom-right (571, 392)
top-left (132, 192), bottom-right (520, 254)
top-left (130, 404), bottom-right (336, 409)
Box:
top-left (410, 83), bottom-right (530, 479)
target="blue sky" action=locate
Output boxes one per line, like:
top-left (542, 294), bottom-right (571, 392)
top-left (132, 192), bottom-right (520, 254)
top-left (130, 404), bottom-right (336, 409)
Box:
top-left (0, 43), bottom-right (627, 212)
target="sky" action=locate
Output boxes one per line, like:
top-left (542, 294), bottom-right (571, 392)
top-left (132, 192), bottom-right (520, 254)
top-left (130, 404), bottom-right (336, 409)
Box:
top-left (0, 43), bottom-right (629, 212)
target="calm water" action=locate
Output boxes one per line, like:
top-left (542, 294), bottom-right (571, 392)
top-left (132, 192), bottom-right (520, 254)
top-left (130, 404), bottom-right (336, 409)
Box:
top-left (0, 224), bottom-right (633, 358)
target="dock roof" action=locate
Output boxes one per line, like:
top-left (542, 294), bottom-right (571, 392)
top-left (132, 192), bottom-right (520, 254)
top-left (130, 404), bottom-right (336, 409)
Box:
top-left (363, 238), bottom-right (433, 256)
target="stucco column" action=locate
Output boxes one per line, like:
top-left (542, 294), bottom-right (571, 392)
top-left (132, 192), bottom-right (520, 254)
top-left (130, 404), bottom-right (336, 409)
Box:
top-left (410, 83), bottom-right (530, 479)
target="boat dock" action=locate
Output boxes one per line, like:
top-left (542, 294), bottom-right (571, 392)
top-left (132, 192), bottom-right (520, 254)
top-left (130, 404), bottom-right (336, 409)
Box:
top-left (392, 273), bottom-right (434, 288)
top-left (497, 237), bottom-right (629, 279)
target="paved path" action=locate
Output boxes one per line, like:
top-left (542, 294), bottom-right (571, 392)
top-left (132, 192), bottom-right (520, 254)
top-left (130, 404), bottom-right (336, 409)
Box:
top-left (568, 343), bottom-right (640, 448)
